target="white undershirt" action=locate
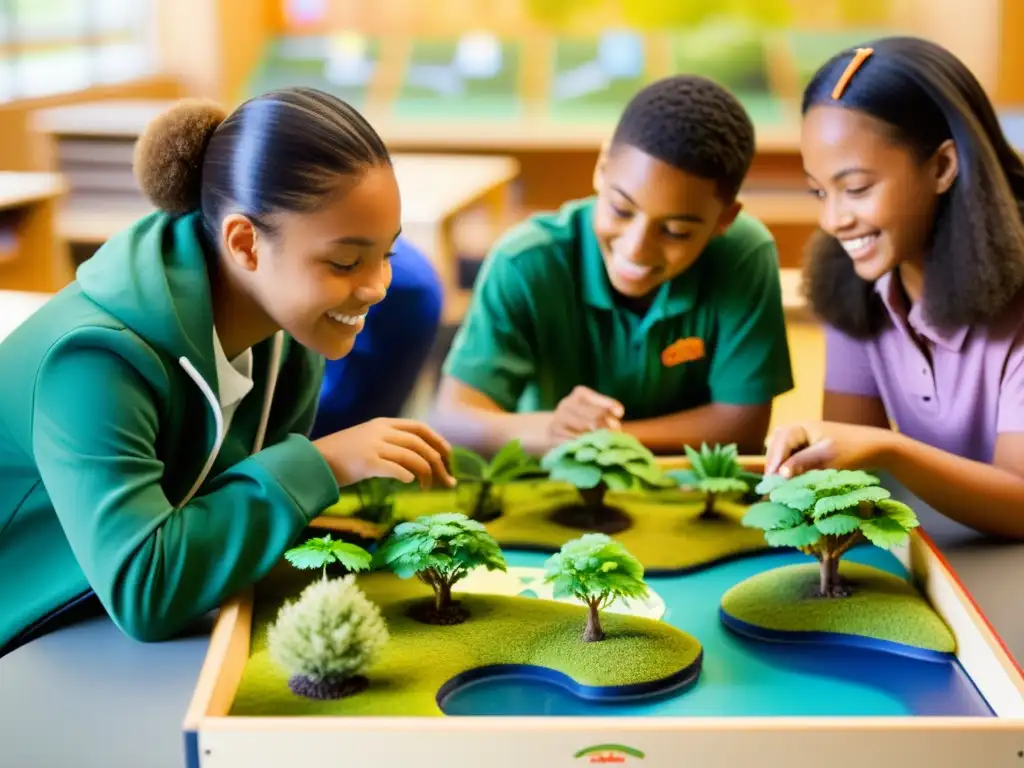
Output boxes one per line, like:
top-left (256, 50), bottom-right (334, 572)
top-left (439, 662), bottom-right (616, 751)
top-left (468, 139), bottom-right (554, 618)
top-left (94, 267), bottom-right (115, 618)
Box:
top-left (211, 331), bottom-right (254, 438)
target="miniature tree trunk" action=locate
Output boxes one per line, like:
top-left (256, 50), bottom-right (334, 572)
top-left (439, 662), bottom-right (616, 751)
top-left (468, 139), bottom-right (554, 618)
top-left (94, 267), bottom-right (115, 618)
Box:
top-left (580, 482), bottom-right (607, 510)
top-left (470, 480), bottom-right (502, 522)
top-left (815, 532), bottom-right (863, 598)
top-left (552, 480), bottom-right (631, 534)
top-left (584, 599), bottom-right (605, 642)
top-left (410, 569), bottom-right (469, 626)
top-left (472, 480), bottom-right (491, 519)
top-left (819, 553), bottom-right (837, 597)
top-left (435, 580), bottom-right (452, 614)
top-left (701, 492), bottom-right (717, 518)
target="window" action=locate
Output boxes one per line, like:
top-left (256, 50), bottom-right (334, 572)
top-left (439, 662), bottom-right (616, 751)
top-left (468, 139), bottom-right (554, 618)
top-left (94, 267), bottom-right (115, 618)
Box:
top-left (0, 0), bottom-right (155, 101)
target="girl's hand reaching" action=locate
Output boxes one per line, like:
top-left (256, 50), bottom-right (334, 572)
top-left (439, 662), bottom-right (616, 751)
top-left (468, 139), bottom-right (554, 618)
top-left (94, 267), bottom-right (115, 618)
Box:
top-left (314, 417), bottom-right (457, 489)
top-left (764, 421), bottom-right (899, 478)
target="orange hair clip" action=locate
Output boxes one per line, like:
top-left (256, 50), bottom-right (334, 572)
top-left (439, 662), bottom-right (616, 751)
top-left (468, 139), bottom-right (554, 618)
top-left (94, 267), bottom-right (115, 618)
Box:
top-left (831, 47), bottom-right (874, 99)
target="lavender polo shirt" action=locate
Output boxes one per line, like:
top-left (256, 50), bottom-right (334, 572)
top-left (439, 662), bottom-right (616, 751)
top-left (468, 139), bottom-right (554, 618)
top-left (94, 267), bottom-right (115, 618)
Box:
top-left (824, 271), bottom-right (1024, 463)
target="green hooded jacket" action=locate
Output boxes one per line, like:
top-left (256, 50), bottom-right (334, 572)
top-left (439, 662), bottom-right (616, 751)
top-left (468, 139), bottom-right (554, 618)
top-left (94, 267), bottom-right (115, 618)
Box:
top-left (0, 211), bottom-right (340, 654)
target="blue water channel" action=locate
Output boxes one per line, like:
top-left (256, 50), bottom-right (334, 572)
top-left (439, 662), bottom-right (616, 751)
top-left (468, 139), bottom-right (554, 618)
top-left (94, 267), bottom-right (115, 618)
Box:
top-left (440, 547), bottom-right (993, 718)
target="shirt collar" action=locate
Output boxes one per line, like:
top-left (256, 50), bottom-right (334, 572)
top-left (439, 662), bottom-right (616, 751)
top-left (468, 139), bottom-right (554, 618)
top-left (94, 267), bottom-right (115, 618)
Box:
top-left (579, 197), bottom-right (699, 320)
top-left (874, 270), bottom-right (969, 351)
top-left (211, 331), bottom-right (254, 409)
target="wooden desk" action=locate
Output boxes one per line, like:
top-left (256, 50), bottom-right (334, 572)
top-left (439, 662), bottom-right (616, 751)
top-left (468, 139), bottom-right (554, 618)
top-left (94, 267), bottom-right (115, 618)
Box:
top-left (391, 153), bottom-right (519, 324)
top-left (36, 100), bottom-right (823, 314)
top-left (739, 189), bottom-right (819, 273)
top-left (31, 99), bottom-right (811, 245)
top-left (31, 99), bottom-right (173, 139)
top-left (0, 173), bottom-right (70, 294)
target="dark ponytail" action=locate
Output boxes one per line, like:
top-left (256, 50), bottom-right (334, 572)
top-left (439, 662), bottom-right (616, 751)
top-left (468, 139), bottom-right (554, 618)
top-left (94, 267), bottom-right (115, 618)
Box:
top-left (800, 36), bottom-right (1024, 337)
top-left (133, 87), bottom-right (391, 244)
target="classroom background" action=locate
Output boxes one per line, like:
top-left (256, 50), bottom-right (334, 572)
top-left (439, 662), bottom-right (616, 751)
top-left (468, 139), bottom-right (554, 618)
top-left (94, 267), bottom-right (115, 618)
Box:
top-left (0, 0), bottom-right (1021, 431)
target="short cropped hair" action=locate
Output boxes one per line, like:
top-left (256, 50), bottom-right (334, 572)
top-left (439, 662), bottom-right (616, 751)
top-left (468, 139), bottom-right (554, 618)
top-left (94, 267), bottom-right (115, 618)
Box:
top-left (610, 75), bottom-right (756, 201)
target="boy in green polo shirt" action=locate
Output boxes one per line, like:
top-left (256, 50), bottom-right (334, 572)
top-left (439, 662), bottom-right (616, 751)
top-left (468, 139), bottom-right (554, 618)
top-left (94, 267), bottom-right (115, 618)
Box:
top-left (432, 75), bottom-right (794, 456)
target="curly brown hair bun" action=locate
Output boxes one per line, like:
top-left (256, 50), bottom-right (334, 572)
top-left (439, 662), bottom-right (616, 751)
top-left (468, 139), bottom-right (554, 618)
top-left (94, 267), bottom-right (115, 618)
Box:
top-left (132, 98), bottom-right (228, 213)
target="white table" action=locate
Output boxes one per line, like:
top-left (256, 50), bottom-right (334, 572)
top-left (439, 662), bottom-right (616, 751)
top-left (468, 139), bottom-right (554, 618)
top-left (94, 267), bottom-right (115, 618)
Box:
top-left (0, 289), bottom-right (51, 342)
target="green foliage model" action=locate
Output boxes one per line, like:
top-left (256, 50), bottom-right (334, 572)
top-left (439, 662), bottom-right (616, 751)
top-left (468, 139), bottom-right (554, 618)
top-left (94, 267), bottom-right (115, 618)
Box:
top-left (667, 442), bottom-right (761, 517)
top-left (544, 533), bottom-right (649, 642)
top-left (267, 574), bottom-right (389, 700)
top-left (372, 512), bottom-right (507, 624)
top-left (451, 439), bottom-right (543, 521)
top-left (743, 469), bottom-right (920, 597)
top-left (350, 477), bottom-right (401, 527)
top-left (541, 430), bottom-right (674, 528)
top-left (284, 534), bottom-right (373, 580)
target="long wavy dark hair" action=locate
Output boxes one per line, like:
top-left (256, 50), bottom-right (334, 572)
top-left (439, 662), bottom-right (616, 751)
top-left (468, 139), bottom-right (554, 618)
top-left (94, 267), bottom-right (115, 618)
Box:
top-left (800, 36), bottom-right (1024, 337)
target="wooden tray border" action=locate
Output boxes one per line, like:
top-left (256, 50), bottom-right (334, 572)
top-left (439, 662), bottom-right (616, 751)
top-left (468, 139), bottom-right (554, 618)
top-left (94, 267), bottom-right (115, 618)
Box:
top-left (182, 457), bottom-right (1024, 768)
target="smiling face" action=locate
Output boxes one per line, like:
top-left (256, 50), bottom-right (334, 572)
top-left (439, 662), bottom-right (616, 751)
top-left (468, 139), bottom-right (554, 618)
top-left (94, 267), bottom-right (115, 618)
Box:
top-left (801, 105), bottom-right (956, 283)
top-left (226, 163), bottom-right (402, 360)
top-left (592, 144), bottom-right (740, 303)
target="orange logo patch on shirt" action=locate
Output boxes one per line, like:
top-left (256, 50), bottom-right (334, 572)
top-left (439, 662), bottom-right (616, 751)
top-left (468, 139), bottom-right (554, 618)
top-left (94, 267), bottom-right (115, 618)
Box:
top-left (661, 337), bottom-right (705, 367)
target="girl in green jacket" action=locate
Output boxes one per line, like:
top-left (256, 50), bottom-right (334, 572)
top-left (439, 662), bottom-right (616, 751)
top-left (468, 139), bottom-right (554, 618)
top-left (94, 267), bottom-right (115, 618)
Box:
top-left (0, 88), bottom-right (455, 656)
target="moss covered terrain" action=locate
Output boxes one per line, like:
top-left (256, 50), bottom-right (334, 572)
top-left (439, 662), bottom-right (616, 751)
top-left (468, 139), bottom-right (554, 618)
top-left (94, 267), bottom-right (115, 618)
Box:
top-left (230, 566), bottom-right (703, 717)
top-left (316, 480), bottom-right (773, 575)
top-left (720, 562), bottom-right (956, 659)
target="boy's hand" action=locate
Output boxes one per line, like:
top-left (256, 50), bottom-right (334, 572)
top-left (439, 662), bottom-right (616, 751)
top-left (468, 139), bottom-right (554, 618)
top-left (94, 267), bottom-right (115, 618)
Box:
top-left (313, 417), bottom-right (457, 490)
top-left (548, 386), bottom-right (625, 443)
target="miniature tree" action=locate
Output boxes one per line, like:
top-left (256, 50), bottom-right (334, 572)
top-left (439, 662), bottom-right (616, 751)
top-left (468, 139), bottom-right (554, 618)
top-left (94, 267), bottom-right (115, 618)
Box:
top-left (284, 533), bottom-right (373, 580)
top-left (372, 512), bottom-right (507, 625)
top-left (451, 439), bottom-right (544, 521)
top-left (743, 469), bottom-right (920, 597)
top-left (666, 442), bottom-right (761, 518)
top-left (543, 533), bottom-right (649, 642)
top-left (350, 477), bottom-right (401, 527)
top-left (267, 574), bottom-right (389, 700)
top-left (541, 429), bottom-right (675, 533)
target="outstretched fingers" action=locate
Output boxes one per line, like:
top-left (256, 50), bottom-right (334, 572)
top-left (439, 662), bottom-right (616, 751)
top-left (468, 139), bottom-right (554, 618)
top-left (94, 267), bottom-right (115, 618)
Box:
top-left (777, 439), bottom-right (837, 478)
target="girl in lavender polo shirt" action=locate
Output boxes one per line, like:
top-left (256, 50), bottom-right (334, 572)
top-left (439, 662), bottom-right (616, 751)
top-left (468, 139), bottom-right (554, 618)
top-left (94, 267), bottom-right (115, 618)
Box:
top-left (764, 37), bottom-right (1024, 539)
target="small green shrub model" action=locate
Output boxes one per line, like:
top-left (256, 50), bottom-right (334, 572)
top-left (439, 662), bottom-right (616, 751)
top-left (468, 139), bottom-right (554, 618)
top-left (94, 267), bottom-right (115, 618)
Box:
top-left (744, 469), bottom-right (920, 597)
top-left (350, 477), bottom-right (401, 527)
top-left (451, 439), bottom-right (543, 521)
top-left (541, 430), bottom-right (675, 532)
top-left (667, 442), bottom-right (762, 517)
top-left (544, 533), bottom-right (649, 642)
top-left (284, 534), bottom-right (373, 580)
top-left (372, 512), bottom-right (507, 625)
top-left (267, 574), bottom-right (389, 700)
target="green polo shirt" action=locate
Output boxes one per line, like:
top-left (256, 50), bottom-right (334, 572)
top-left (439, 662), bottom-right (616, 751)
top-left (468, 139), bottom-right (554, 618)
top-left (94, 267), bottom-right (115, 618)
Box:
top-left (442, 196), bottom-right (793, 419)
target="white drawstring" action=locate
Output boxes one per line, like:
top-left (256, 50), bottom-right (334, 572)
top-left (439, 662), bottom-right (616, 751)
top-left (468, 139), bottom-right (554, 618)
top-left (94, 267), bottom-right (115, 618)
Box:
top-left (175, 356), bottom-right (225, 509)
top-left (175, 331), bottom-right (284, 508)
top-left (251, 331), bottom-right (283, 454)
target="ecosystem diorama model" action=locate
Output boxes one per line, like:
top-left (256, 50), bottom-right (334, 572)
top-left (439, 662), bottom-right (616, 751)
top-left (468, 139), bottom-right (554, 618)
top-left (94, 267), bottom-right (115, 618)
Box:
top-left (185, 429), bottom-right (1024, 768)
top-left (226, 432), bottom-right (959, 713)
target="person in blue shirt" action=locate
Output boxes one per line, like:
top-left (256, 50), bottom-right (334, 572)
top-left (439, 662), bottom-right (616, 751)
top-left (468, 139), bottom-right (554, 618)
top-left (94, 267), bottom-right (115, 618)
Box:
top-left (311, 236), bottom-right (443, 438)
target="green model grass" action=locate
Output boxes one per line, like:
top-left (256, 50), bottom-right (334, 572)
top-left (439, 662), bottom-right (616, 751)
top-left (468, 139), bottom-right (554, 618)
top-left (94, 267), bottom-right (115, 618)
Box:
top-left (720, 562), bottom-right (956, 653)
top-left (318, 480), bottom-right (773, 574)
top-left (230, 567), bottom-right (702, 716)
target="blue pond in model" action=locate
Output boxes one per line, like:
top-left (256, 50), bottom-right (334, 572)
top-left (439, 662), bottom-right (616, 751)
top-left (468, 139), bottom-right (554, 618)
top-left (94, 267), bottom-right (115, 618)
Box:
top-left (440, 547), bottom-right (992, 718)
